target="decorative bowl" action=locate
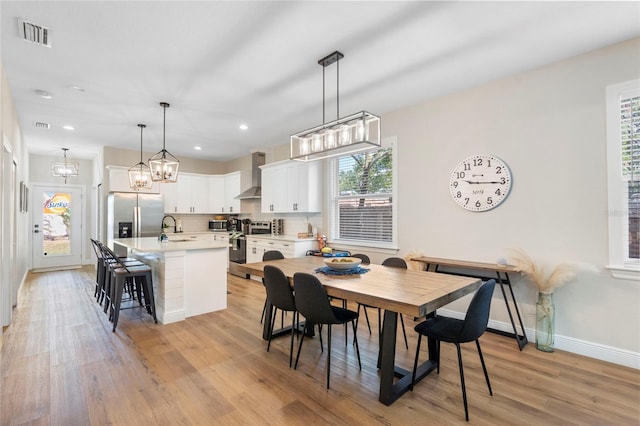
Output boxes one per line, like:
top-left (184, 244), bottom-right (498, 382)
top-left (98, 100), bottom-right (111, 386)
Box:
top-left (323, 257), bottom-right (362, 271)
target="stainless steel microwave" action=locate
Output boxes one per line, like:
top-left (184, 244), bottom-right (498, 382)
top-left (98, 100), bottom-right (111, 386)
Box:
top-left (209, 220), bottom-right (228, 231)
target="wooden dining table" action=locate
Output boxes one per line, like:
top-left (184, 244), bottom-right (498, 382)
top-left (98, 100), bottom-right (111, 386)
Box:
top-left (236, 256), bottom-right (482, 405)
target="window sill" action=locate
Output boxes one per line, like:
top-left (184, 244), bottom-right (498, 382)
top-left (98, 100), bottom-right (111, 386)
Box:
top-left (606, 264), bottom-right (640, 281)
top-left (330, 239), bottom-right (399, 254)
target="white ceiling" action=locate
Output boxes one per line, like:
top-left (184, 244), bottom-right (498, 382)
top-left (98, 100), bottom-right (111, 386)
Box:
top-left (1, 1), bottom-right (639, 162)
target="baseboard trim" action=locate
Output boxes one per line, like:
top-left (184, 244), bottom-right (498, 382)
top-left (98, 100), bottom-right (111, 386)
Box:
top-left (437, 308), bottom-right (640, 370)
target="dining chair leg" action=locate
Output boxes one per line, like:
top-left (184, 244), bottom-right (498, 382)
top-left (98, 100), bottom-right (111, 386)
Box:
top-left (400, 314), bottom-right (408, 349)
top-left (318, 324), bottom-right (324, 353)
top-left (327, 324), bottom-right (332, 389)
top-left (476, 340), bottom-right (493, 395)
top-left (288, 312), bottom-right (296, 368)
top-left (456, 343), bottom-right (469, 421)
top-left (362, 306), bottom-right (372, 334)
top-left (410, 334), bottom-right (423, 391)
top-left (260, 297), bottom-right (267, 324)
top-left (267, 307), bottom-right (278, 352)
top-left (294, 324), bottom-right (307, 370)
top-left (351, 320), bottom-right (362, 370)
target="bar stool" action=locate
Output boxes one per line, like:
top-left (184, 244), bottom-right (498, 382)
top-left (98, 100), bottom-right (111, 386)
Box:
top-left (108, 262), bottom-right (157, 331)
top-left (99, 244), bottom-right (157, 331)
top-left (94, 240), bottom-right (144, 306)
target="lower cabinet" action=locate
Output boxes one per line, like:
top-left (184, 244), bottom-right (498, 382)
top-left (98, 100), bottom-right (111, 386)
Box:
top-left (246, 237), bottom-right (317, 265)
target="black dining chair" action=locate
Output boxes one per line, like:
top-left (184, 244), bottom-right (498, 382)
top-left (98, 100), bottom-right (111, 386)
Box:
top-left (410, 279), bottom-right (496, 421)
top-left (293, 272), bottom-right (361, 389)
top-left (263, 265), bottom-right (298, 367)
top-left (260, 250), bottom-right (285, 324)
top-left (351, 254), bottom-right (376, 335)
top-left (381, 257), bottom-right (409, 349)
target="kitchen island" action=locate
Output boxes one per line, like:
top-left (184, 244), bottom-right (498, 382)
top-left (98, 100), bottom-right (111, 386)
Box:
top-left (112, 237), bottom-right (229, 324)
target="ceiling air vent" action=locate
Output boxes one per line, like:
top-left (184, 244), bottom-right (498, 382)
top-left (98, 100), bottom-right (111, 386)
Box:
top-left (18, 18), bottom-right (51, 47)
top-left (33, 121), bottom-right (50, 129)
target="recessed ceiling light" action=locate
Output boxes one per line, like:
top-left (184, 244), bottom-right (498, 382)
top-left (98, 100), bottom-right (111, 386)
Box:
top-left (34, 89), bottom-right (52, 99)
top-left (70, 85), bottom-right (85, 92)
top-left (239, 124), bottom-right (248, 131)
top-left (63, 125), bottom-right (75, 131)
top-left (194, 146), bottom-right (202, 151)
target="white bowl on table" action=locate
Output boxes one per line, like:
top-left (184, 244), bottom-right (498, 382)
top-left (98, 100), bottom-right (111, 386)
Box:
top-left (323, 257), bottom-right (362, 271)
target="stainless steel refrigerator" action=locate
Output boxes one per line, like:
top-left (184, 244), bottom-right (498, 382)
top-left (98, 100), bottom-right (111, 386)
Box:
top-left (107, 192), bottom-right (164, 241)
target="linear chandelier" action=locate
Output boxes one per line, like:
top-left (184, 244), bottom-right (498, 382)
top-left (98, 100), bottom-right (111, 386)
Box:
top-left (128, 124), bottom-right (152, 190)
top-left (51, 147), bottom-right (79, 183)
top-left (149, 101), bottom-right (179, 183)
top-left (290, 51), bottom-right (381, 161)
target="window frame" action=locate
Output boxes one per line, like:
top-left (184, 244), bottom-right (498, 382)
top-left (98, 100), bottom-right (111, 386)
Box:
top-left (327, 137), bottom-right (398, 250)
top-left (606, 79), bottom-right (640, 280)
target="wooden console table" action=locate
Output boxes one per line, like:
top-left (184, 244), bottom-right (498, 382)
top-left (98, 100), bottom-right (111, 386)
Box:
top-left (410, 256), bottom-right (528, 350)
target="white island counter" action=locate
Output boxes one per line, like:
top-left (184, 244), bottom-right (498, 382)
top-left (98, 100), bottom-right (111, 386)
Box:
top-left (112, 237), bottom-right (229, 324)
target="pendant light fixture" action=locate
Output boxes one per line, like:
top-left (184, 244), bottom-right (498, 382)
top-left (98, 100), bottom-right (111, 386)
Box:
top-left (51, 147), bottom-right (79, 183)
top-left (128, 124), bottom-right (152, 190)
top-left (290, 51), bottom-right (381, 161)
top-left (149, 101), bottom-right (179, 183)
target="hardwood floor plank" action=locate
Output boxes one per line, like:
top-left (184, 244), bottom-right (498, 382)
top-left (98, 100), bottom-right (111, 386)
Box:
top-left (1, 267), bottom-right (638, 425)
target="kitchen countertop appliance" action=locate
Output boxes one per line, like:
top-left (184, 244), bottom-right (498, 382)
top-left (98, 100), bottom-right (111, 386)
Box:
top-left (249, 221), bottom-right (271, 235)
top-left (209, 219), bottom-right (228, 232)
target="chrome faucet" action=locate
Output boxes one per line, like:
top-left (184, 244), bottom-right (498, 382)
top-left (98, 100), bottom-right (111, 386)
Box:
top-left (161, 215), bottom-right (177, 233)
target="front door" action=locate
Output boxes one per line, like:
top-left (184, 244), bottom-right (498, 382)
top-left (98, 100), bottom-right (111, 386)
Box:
top-left (31, 185), bottom-right (83, 270)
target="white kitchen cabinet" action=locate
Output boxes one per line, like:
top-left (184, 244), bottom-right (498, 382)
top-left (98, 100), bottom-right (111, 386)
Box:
top-left (261, 165), bottom-right (287, 213)
top-left (223, 171), bottom-right (241, 214)
top-left (261, 161), bottom-right (321, 213)
top-left (108, 166), bottom-right (160, 193)
top-left (160, 182), bottom-right (178, 213)
top-left (208, 175), bottom-right (225, 213)
top-left (246, 236), bottom-right (316, 263)
top-left (162, 173), bottom-right (209, 213)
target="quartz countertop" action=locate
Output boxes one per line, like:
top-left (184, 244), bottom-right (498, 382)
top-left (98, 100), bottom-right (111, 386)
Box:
top-left (112, 237), bottom-right (228, 253)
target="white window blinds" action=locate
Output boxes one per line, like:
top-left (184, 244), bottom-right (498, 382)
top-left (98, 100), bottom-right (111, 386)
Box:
top-left (330, 148), bottom-right (394, 244)
top-left (620, 93), bottom-right (640, 260)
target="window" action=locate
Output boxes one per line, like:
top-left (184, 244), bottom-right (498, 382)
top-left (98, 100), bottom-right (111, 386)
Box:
top-left (606, 80), bottom-right (640, 278)
top-left (328, 139), bottom-right (397, 248)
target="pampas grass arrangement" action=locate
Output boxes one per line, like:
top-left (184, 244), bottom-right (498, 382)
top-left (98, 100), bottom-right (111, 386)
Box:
top-left (507, 248), bottom-right (577, 294)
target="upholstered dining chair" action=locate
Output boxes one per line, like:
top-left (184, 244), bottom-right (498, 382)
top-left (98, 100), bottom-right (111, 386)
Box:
top-left (263, 265), bottom-right (298, 367)
top-left (410, 279), bottom-right (496, 421)
top-left (260, 250), bottom-right (285, 324)
top-left (350, 254), bottom-right (377, 335)
top-left (381, 257), bottom-right (409, 349)
top-left (293, 272), bottom-right (361, 389)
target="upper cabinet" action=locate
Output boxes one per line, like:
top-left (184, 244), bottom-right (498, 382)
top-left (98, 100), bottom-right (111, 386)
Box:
top-left (161, 173), bottom-right (210, 214)
top-left (108, 166), bottom-right (160, 194)
top-left (261, 161), bottom-right (321, 213)
top-left (223, 171), bottom-right (241, 214)
top-left (208, 172), bottom-right (242, 214)
top-left (208, 175), bottom-right (225, 213)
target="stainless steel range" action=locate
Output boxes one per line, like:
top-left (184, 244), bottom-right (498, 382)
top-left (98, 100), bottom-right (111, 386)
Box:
top-left (228, 221), bottom-right (271, 277)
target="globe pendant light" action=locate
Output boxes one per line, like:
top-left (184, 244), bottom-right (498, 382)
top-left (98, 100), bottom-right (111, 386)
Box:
top-left (149, 102), bottom-right (179, 183)
top-left (128, 124), bottom-right (152, 190)
top-left (290, 51), bottom-right (381, 161)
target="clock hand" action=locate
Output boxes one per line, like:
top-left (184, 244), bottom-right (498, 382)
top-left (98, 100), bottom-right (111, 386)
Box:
top-left (463, 180), bottom-right (502, 184)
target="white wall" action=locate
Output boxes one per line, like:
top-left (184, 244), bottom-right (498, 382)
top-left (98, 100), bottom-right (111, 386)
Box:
top-left (378, 38), bottom-right (639, 365)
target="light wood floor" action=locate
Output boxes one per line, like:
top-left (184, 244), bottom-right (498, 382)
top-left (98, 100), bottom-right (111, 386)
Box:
top-left (1, 267), bottom-right (639, 425)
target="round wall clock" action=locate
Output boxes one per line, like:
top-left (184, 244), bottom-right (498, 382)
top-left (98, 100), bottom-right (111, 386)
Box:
top-left (449, 154), bottom-right (512, 212)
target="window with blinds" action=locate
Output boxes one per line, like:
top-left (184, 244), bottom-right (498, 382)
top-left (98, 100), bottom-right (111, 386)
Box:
top-left (606, 79), bottom-right (640, 274)
top-left (621, 93), bottom-right (639, 260)
top-left (330, 147), bottom-right (394, 245)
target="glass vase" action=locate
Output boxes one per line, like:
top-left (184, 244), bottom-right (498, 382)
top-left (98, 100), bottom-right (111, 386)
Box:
top-left (535, 292), bottom-right (555, 352)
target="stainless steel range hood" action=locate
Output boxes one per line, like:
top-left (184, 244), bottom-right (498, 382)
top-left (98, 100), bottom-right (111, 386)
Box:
top-left (235, 151), bottom-right (265, 199)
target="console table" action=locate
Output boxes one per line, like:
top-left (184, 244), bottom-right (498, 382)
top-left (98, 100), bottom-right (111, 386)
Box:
top-left (410, 256), bottom-right (528, 350)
